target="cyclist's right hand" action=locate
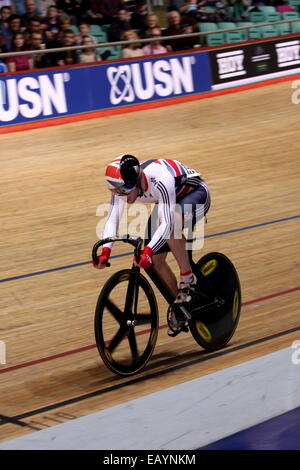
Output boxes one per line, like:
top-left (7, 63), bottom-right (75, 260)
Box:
top-left (92, 247), bottom-right (111, 269)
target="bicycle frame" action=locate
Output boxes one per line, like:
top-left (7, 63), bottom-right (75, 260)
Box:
top-left (92, 235), bottom-right (222, 322)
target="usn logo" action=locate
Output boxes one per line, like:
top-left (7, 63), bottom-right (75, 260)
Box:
top-left (107, 57), bottom-right (196, 105)
top-left (0, 73), bottom-right (69, 122)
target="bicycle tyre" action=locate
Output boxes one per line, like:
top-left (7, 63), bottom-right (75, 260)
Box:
top-left (189, 252), bottom-right (241, 351)
top-left (94, 269), bottom-right (159, 376)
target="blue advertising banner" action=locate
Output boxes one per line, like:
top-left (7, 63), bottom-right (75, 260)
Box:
top-left (0, 51), bottom-right (212, 126)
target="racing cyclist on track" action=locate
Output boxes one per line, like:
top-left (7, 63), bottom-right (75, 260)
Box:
top-left (93, 154), bottom-right (211, 336)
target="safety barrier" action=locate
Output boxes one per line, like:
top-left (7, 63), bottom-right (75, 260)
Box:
top-left (0, 25), bottom-right (300, 129)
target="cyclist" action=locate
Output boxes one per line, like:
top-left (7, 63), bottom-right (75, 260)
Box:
top-left (93, 154), bottom-right (211, 336)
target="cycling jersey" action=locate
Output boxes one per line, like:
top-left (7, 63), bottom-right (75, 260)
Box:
top-left (102, 159), bottom-right (206, 253)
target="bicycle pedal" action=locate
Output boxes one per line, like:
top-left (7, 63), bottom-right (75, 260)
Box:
top-left (167, 324), bottom-right (189, 337)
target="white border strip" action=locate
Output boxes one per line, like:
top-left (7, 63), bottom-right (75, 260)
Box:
top-left (212, 67), bottom-right (300, 90)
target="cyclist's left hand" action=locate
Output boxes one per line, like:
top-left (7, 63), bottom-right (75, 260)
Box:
top-left (134, 246), bottom-right (153, 269)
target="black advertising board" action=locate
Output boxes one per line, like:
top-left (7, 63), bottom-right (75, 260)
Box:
top-left (209, 36), bottom-right (300, 85)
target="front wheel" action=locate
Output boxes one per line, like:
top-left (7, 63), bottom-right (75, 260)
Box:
top-left (189, 252), bottom-right (241, 351)
top-left (94, 269), bottom-right (159, 376)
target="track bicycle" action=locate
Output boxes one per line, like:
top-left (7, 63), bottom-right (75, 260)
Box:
top-left (92, 235), bottom-right (241, 377)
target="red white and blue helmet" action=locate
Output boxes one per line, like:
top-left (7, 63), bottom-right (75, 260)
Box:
top-left (105, 155), bottom-right (141, 195)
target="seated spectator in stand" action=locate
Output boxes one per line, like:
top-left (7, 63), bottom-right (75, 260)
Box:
top-left (24, 16), bottom-right (46, 43)
top-left (180, 16), bottom-right (199, 48)
top-left (141, 13), bottom-right (161, 38)
top-left (163, 9), bottom-right (181, 39)
top-left (181, 0), bottom-right (213, 21)
top-left (214, 0), bottom-right (230, 22)
top-left (56, 15), bottom-right (72, 43)
top-left (108, 8), bottom-right (131, 42)
top-left (274, 0), bottom-right (297, 13)
top-left (228, 0), bottom-right (249, 21)
top-left (39, 0), bottom-right (54, 17)
top-left (0, 0), bottom-right (12, 7)
top-left (163, 10), bottom-right (198, 51)
top-left (2, 14), bottom-right (22, 50)
top-left (0, 45), bottom-right (8, 72)
top-left (76, 21), bottom-right (97, 44)
top-left (130, 0), bottom-right (149, 33)
top-left (84, 0), bottom-right (126, 25)
top-left (0, 5), bottom-right (11, 31)
top-left (181, 0), bottom-right (198, 16)
top-left (21, 0), bottom-right (42, 28)
top-left (28, 30), bottom-right (53, 67)
top-left (43, 5), bottom-right (60, 45)
top-left (14, 0), bottom-right (42, 16)
top-left (167, 0), bottom-right (186, 11)
top-left (6, 31), bottom-right (34, 71)
top-left (56, 0), bottom-right (82, 23)
top-left (78, 34), bottom-right (101, 62)
top-left (142, 27), bottom-right (168, 55)
top-left (55, 28), bottom-right (78, 65)
top-left (248, 0), bottom-right (267, 10)
top-left (0, 5), bottom-right (12, 47)
top-left (121, 30), bottom-right (144, 58)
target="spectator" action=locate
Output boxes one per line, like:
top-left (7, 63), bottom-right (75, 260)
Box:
top-left (56, 15), bottom-right (72, 43)
top-left (24, 16), bottom-right (46, 43)
top-left (78, 34), bottom-right (101, 62)
top-left (142, 28), bottom-right (168, 55)
top-left (142, 13), bottom-right (161, 38)
top-left (2, 14), bottom-right (22, 50)
top-left (0, 5), bottom-right (12, 47)
top-left (181, 0), bottom-right (199, 15)
top-left (108, 8), bottom-right (131, 42)
top-left (21, 0), bottom-right (42, 28)
top-left (180, 16), bottom-right (199, 48)
top-left (55, 28), bottom-right (78, 65)
top-left (14, 0), bottom-right (42, 16)
top-left (228, 0), bottom-right (250, 21)
top-left (84, 0), bottom-right (126, 25)
top-left (180, 0), bottom-right (209, 21)
top-left (43, 5), bottom-right (60, 44)
top-left (130, 0), bottom-right (149, 32)
top-left (275, 0), bottom-right (297, 13)
top-left (163, 10), bottom-right (182, 50)
top-left (163, 11), bottom-right (198, 51)
top-left (0, 5), bottom-right (11, 31)
top-left (76, 21), bottom-right (97, 44)
top-left (6, 31), bottom-right (34, 71)
top-left (121, 30), bottom-right (144, 58)
top-left (167, 0), bottom-right (186, 11)
top-left (28, 31), bottom-right (53, 67)
top-left (0, 46), bottom-right (8, 72)
top-left (56, 0), bottom-right (82, 23)
top-left (214, 0), bottom-right (230, 22)
top-left (39, 0), bottom-right (54, 17)
top-left (0, 0), bottom-right (11, 7)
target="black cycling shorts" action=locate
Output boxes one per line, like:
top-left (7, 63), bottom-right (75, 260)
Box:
top-left (144, 180), bottom-right (211, 254)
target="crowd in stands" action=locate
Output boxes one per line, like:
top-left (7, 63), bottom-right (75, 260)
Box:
top-left (0, 0), bottom-right (299, 72)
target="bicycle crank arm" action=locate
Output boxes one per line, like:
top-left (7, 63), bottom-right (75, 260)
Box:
top-left (190, 297), bottom-right (225, 317)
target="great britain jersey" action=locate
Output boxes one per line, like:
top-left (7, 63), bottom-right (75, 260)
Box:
top-left (102, 159), bottom-right (201, 254)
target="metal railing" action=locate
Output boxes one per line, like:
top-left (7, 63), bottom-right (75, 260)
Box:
top-left (0, 17), bottom-right (299, 63)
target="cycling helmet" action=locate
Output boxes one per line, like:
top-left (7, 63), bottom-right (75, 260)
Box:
top-left (105, 155), bottom-right (141, 195)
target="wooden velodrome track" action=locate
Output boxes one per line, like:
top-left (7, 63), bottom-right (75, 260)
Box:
top-left (1, 80), bottom-right (300, 443)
